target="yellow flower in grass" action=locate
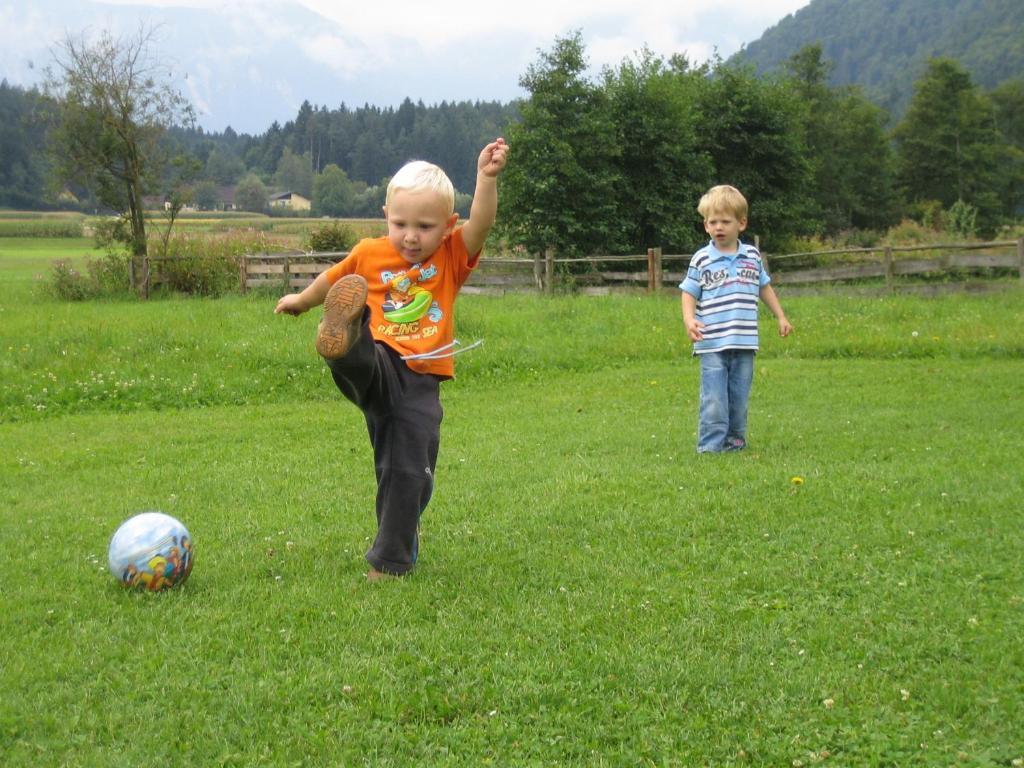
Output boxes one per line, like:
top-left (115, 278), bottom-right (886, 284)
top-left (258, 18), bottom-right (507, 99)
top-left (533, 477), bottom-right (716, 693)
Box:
top-left (790, 476), bottom-right (804, 486)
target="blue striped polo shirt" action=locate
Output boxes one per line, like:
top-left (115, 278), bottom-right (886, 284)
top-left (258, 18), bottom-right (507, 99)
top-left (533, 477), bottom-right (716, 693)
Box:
top-left (679, 240), bottom-right (771, 354)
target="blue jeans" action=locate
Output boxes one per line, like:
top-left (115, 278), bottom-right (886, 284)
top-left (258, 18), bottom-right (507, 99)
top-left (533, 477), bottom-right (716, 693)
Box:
top-left (697, 350), bottom-right (755, 453)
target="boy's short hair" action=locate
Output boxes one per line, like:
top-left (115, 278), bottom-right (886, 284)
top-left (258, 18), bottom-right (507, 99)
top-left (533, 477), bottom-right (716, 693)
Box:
top-left (697, 185), bottom-right (748, 220)
top-left (386, 160), bottom-right (455, 214)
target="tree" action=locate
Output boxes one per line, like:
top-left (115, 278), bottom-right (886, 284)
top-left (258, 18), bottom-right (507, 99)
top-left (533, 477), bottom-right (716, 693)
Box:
top-left (234, 173), bottom-right (268, 213)
top-left (272, 147), bottom-right (314, 198)
top-left (989, 78), bottom-right (1024, 219)
top-left (785, 44), bottom-right (897, 233)
top-left (990, 79), bottom-right (1024, 151)
top-left (0, 81), bottom-right (52, 208)
top-left (498, 32), bottom-right (624, 258)
top-left (205, 147), bottom-right (245, 185)
top-left (602, 51), bottom-right (712, 251)
top-left (312, 164), bottom-right (354, 217)
top-left (192, 179), bottom-right (221, 210)
top-left (893, 58), bottom-right (1002, 227)
top-left (44, 26), bottom-right (194, 271)
top-left (694, 61), bottom-right (814, 246)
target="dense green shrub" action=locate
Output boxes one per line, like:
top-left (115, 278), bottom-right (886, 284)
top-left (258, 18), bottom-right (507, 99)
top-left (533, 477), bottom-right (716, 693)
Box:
top-left (91, 216), bottom-right (131, 250)
top-left (86, 252), bottom-right (131, 295)
top-left (306, 221), bottom-right (356, 252)
top-left (46, 260), bottom-right (92, 300)
top-left (885, 218), bottom-right (935, 245)
top-left (945, 199), bottom-right (979, 239)
top-left (152, 233), bottom-right (252, 296)
top-left (45, 252), bottom-right (132, 300)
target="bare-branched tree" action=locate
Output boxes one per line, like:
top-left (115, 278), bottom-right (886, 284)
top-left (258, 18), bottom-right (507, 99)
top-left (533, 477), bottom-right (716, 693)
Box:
top-left (45, 25), bottom-right (195, 292)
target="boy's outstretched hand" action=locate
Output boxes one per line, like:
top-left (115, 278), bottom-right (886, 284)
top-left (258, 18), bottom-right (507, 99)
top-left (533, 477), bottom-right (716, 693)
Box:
top-left (478, 138), bottom-right (509, 177)
top-left (275, 293), bottom-right (306, 316)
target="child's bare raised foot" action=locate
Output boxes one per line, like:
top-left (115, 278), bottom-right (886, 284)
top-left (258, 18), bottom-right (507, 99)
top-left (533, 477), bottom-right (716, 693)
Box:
top-left (316, 275), bottom-right (367, 359)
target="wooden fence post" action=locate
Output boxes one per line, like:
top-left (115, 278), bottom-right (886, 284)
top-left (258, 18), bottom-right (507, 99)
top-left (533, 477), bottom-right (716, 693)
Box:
top-left (884, 246), bottom-right (893, 290)
top-left (544, 248), bottom-right (554, 294)
top-left (646, 247), bottom-right (663, 293)
top-left (1018, 237), bottom-right (1024, 283)
top-left (238, 255), bottom-right (247, 294)
top-left (533, 252), bottom-right (543, 292)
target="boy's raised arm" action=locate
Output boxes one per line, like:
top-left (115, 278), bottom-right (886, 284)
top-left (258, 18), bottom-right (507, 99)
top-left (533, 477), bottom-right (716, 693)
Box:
top-left (461, 138), bottom-right (508, 257)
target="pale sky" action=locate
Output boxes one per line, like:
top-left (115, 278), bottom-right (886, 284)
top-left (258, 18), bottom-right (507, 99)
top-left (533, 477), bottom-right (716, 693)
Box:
top-left (0, 0), bottom-right (812, 133)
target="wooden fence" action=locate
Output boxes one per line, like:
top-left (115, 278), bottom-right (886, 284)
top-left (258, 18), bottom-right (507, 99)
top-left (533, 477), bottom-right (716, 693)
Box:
top-left (233, 237), bottom-right (1024, 296)
top-left (239, 250), bottom-right (345, 292)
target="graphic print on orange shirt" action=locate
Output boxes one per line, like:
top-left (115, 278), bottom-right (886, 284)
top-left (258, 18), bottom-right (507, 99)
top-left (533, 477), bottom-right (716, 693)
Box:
top-left (380, 262), bottom-right (441, 326)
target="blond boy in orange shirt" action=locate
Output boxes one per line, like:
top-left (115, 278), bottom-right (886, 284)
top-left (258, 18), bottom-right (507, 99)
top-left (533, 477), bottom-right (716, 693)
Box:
top-left (276, 139), bottom-right (509, 579)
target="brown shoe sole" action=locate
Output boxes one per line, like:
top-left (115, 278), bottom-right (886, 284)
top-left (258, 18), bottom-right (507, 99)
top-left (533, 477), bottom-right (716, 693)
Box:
top-left (316, 275), bottom-right (367, 359)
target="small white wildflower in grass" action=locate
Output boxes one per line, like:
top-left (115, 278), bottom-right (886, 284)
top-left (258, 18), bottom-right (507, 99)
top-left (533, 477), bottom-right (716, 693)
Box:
top-left (342, 685), bottom-right (353, 694)
top-left (900, 689), bottom-right (911, 701)
top-left (822, 698), bottom-right (834, 709)
top-left (968, 616), bottom-right (979, 626)
top-left (912, 331), bottom-right (919, 337)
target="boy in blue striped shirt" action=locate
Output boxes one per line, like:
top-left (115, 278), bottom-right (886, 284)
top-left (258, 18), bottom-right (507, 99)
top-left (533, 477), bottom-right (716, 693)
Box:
top-left (680, 185), bottom-right (793, 453)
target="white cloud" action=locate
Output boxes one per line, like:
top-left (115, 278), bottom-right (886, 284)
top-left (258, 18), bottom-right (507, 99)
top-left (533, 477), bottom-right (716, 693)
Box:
top-left (298, 33), bottom-right (377, 80)
top-left (295, 0), bottom-right (808, 61)
top-left (2, 0), bottom-right (812, 132)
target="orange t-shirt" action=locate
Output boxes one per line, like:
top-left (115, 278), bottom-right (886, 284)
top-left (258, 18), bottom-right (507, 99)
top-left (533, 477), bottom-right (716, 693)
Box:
top-left (322, 227), bottom-right (479, 378)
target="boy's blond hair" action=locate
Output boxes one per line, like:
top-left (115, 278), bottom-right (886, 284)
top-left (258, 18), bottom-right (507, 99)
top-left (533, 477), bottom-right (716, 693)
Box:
top-left (386, 160), bottom-right (455, 214)
top-left (697, 185), bottom-right (748, 220)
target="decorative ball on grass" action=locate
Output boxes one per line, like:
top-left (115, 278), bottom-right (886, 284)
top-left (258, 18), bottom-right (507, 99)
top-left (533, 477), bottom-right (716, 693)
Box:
top-left (108, 512), bottom-right (194, 591)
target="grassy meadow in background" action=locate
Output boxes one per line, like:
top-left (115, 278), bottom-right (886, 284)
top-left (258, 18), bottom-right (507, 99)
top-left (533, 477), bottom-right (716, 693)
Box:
top-left (1, 237), bottom-right (1022, 766)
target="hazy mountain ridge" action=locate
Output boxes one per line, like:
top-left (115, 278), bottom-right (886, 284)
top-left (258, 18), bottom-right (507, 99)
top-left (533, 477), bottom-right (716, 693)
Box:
top-left (733, 0), bottom-right (1024, 117)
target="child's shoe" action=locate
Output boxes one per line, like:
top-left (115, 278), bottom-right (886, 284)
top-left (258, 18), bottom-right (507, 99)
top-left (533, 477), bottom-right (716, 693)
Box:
top-left (316, 275), bottom-right (367, 359)
top-left (723, 437), bottom-right (747, 452)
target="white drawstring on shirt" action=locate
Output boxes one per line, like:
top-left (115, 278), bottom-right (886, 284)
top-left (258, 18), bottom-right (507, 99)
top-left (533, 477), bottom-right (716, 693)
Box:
top-left (401, 339), bottom-right (483, 361)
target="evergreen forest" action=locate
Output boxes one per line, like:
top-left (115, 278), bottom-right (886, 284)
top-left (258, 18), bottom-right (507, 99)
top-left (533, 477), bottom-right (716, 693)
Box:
top-left (733, 0), bottom-right (1023, 119)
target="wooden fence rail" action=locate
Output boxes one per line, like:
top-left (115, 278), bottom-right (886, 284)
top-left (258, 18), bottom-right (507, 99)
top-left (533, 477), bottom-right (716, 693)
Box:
top-left (229, 237), bottom-right (1024, 296)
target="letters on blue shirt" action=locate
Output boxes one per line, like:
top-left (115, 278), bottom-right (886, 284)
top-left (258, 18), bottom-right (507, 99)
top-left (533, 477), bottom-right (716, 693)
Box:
top-left (679, 241), bottom-right (771, 354)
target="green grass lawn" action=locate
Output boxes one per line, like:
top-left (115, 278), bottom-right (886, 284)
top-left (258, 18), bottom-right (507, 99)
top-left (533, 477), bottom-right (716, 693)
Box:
top-left (1, 241), bottom-right (1022, 766)
top-left (0, 237), bottom-right (98, 287)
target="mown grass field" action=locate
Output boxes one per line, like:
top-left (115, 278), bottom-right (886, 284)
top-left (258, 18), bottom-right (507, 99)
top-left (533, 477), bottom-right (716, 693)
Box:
top-left (1, 238), bottom-right (1022, 766)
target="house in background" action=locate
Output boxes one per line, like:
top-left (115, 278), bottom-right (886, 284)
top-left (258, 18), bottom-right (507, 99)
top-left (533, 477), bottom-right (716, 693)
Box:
top-left (216, 185), bottom-right (238, 211)
top-left (269, 191), bottom-right (311, 212)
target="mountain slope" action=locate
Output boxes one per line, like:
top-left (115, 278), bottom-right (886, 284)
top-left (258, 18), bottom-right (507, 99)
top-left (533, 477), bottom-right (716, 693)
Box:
top-left (733, 0), bottom-right (1024, 118)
